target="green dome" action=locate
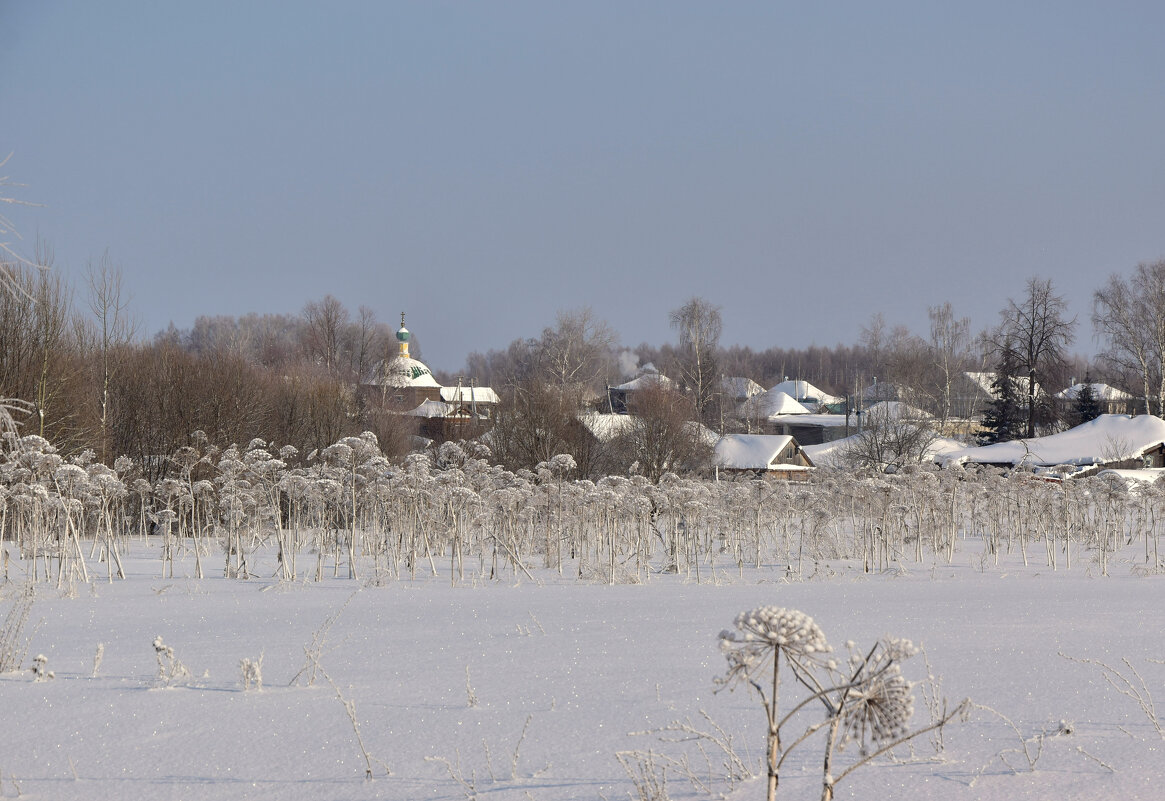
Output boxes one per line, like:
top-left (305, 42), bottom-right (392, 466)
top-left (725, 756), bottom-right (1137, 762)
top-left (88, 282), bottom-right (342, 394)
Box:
top-left (396, 326), bottom-right (410, 343)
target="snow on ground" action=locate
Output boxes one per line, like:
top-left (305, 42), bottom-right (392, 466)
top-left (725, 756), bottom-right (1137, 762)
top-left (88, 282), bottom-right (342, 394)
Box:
top-left (2, 542), bottom-right (1164, 801)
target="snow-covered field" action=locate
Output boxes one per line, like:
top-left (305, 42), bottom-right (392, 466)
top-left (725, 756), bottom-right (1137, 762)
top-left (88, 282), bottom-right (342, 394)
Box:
top-left (2, 542), bottom-right (1163, 801)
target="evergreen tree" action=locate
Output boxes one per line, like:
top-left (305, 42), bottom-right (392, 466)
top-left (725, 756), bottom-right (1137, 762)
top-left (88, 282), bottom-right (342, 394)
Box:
top-left (979, 345), bottom-right (1025, 444)
top-left (1072, 375), bottom-right (1103, 426)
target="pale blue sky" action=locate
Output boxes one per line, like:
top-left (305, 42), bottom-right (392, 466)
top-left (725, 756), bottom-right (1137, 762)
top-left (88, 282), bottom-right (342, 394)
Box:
top-left (3, 2), bottom-right (1164, 370)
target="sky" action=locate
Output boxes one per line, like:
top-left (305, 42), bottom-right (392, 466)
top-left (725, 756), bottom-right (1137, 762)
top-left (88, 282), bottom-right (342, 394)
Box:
top-left (3, 2), bottom-right (1165, 372)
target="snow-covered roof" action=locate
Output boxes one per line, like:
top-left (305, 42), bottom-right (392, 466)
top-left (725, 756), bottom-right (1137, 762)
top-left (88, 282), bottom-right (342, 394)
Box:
top-left (1055, 383), bottom-right (1135, 402)
top-left (714, 434), bottom-right (810, 471)
top-left (612, 372), bottom-right (674, 392)
top-left (804, 430), bottom-right (965, 466)
top-left (768, 404), bottom-right (932, 433)
top-left (941, 414), bottom-right (1165, 470)
top-left (769, 413), bottom-right (852, 428)
top-left (578, 413), bottom-right (718, 447)
top-left (405, 400), bottom-right (454, 418)
top-left (865, 401), bottom-right (932, 420)
top-left (687, 421), bottom-right (720, 448)
top-left (371, 356), bottom-right (441, 388)
top-left (740, 390), bottom-right (811, 418)
top-left (859, 381), bottom-right (904, 402)
top-left (963, 371), bottom-right (1038, 399)
top-left (1094, 468), bottom-right (1165, 487)
top-left (769, 379), bottom-right (843, 406)
top-left (578, 413), bottom-right (635, 442)
top-left (721, 376), bottom-right (765, 401)
top-left (440, 386), bottom-right (501, 405)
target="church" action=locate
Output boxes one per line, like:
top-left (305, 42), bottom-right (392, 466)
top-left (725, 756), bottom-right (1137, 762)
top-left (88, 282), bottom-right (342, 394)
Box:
top-left (363, 315), bottom-right (500, 442)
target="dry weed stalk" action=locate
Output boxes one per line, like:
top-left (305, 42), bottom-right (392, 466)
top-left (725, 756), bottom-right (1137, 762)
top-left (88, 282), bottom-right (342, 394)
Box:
top-left (289, 590), bottom-right (357, 688)
top-left (427, 714), bottom-right (548, 798)
top-left (465, 665), bottom-right (479, 708)
top-left (967, 704), bottom-right (1077, 785)
top-left (152, 636), bottom-right (191, 687)
top-left (0, 584), bottom-right (35, 674)
top-left (92, 643), bottom-right (104, 678)
top-left (284, 590), bottom-right (388, 778)
top-left (240, 653), bottom-right (264, 691)
top-left (629, 709), bottom-right (756, 794)
top-left (615, 749), bottom-right (669, 801)
top-left (1060, 651), bottom-right (1162, 738)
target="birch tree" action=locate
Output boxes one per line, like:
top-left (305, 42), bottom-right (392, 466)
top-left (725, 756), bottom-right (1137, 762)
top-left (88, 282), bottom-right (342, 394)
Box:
top-left (535, 307), bottom-right (617, 394)
top-left (85, 255), bottom-right (136, 463)
top-left (669, 297), bottom-right (722, 421)
top-left (1093, 260), bottom-right (1165, 417)
top-left (927, 302), bottom-right (971, 429)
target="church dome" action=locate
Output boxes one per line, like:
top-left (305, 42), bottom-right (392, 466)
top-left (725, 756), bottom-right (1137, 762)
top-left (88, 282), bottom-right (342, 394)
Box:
top-left (370, 313), bottom-right (440, 388)
top-left (374, 355), bottom-right (441, 388)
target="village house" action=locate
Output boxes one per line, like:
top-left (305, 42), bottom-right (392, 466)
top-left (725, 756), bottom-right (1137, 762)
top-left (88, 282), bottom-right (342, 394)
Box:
top-left (713, 433), bottom-right (815, 481)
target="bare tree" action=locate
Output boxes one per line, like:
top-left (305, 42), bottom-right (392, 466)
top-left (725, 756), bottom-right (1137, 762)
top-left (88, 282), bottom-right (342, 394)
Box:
top-left (927, 303), bottom-right (971, 430)
top-left (613, 382), bottom-right (712, 483)
top-left (0, 153), bottom-right (42, 299)
top-left (23, 243), bottom-right (80, 443)
top-left (859, 312), bottom-right (888, 376)
top-left (535, 307), bottom-right (617, 394)
top-left (669, 297), bottom-right (722, 421)
top-left (835, 405), bottom-right (938, 473)
top-left (858, 312), bottom-right (931, 407)
top-left (1093, 260), bottom-right (1165, 417)
top-left (85, 253), bottom-right (137, 463)
top-left (302, 295), bottom-right (351, 374)
top-left (996, 277), bottom-right (1076, 437)
top-left (488, 381), bottom-right (589, 473)
top-left (0, 155), bottom-right (41, 444)
top-left (347, 305), bottom-right (390, 385)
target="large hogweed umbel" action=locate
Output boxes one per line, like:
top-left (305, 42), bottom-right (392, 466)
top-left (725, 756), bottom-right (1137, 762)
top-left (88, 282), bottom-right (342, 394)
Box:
top-left (717, 606), bottom-right (966, 801)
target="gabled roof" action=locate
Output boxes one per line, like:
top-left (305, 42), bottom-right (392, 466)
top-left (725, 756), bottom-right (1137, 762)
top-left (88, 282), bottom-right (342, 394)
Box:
top-left (740, 390), bottom-right (811, 419)
top-left (406, 400), bottom-right (454, 418)
top-left (721, 376), bottom-right (765, 401)
top-left (578, 412), bottom-right (635, 442)
top-left (963, 371), bottom-right (1038, 399)
top-left (714, 433), bottom-right (813, 471)
top-left (864, 401), bottom-right (932, 420)
top-left (578, 413), bottom-right (718, 446)
top-left (1055, 383), bottom-right (1135, 402)
top-left (769, 379), bottom-right (843, 406)
top-left (440, 386), bottom-right (501, 405)
top-left (941, 414), bottom-right (1165, 471)
top-left (612, 372), bottom-right (675, 392)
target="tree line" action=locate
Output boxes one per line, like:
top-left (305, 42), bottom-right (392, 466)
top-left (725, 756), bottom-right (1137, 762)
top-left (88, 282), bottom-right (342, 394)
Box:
top-left (5, 246), bottom-right (1165, 478)
top-left (0, 260), bottom-right (417, 478)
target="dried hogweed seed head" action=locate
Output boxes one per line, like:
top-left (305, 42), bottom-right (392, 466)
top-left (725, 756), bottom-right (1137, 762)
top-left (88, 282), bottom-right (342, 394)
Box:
top-left (842, 662), bottom-right (915, 749)
top-left (728, 607), bottom-right (831, 656)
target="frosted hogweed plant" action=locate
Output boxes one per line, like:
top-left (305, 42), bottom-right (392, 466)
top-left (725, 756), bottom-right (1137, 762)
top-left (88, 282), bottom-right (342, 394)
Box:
top-left (716, 607), bottom-right (833, 801)
top-left (240, 654), bottom-right (263, 691)
top-left (30, 652), bottom-right (53, 681)
top-left (717, 607), bottom-right (967, 801)
top-left (152, 636), bottom-right (191, 688)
